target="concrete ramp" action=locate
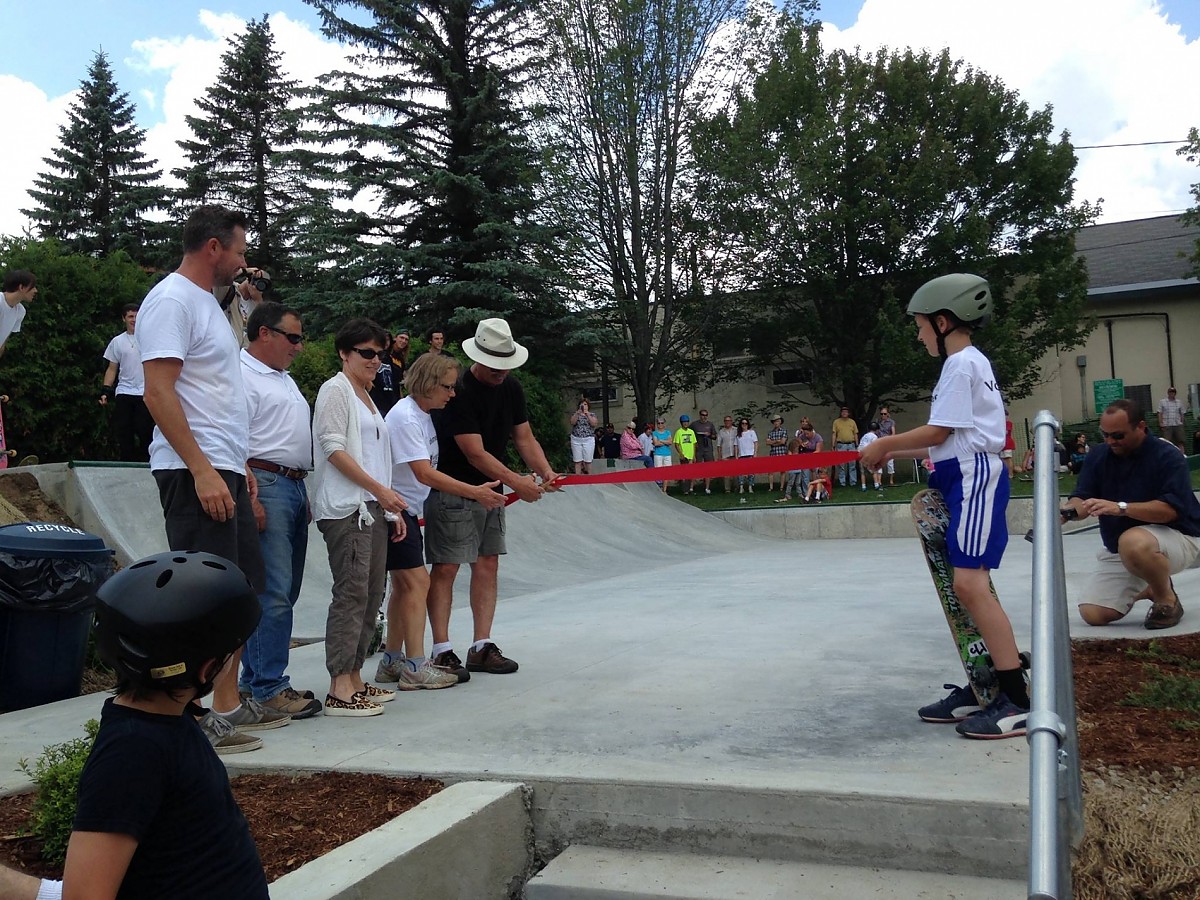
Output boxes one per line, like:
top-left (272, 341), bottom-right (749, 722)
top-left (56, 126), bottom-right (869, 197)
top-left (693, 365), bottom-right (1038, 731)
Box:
top-left (59, 465), bottom-right (764, 640)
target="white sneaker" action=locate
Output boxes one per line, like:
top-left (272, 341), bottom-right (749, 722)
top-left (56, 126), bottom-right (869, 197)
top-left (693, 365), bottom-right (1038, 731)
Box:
top-left (397, 660), bottom-right (459, 690)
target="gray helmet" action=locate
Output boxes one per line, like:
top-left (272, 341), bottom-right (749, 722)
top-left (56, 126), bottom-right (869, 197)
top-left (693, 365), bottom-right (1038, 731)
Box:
top-left (907, 273), bottom-right (993, 328)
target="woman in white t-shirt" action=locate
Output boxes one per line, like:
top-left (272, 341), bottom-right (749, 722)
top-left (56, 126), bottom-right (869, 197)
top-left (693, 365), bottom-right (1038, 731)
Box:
top-left (377, 354), bottom-right (504, 690)
top-left (312, 318), bottom-right (408, 718)
top-left (735, 417), bottom-right (758, 493)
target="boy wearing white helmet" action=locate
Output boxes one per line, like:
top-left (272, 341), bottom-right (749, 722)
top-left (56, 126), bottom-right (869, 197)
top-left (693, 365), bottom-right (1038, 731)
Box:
top-left (861, 273), bottom-right (1028, 739)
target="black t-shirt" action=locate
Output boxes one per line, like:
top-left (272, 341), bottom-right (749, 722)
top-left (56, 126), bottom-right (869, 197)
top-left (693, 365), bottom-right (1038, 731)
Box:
top-left (73, 698), bottom-right (268, 900)
top-left (369, 360), bottom-right (401, 418)
top-left (600, 432), bottom-right (621, 458)
top-left (432, 368), bottom-right (528, 487)
top-left (1072, 435), bottom-right (1200, 553)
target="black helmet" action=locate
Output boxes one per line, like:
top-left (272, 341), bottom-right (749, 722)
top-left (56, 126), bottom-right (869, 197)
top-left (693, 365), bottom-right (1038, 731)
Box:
top-left (94, 552), bottom-right (261, 697)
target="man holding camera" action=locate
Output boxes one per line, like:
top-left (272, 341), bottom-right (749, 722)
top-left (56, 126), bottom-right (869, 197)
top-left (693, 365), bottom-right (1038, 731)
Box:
top-left (1063, 398), bottom-right (1198, 630)
top-left (216, 266), bottom-right (272, 348)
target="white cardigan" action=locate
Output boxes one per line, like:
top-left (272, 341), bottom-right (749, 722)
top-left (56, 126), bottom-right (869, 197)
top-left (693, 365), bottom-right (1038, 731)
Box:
top-left (311, 371), bottom-right (392, 527)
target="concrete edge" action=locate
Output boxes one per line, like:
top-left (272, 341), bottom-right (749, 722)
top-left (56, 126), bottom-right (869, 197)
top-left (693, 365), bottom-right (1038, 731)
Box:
top-left (523, 778), bottom-right (1028, 882)
top-left (268, 780), bottom-right (533, 900)
top-left (228, 767), bottom-right (1027, 883)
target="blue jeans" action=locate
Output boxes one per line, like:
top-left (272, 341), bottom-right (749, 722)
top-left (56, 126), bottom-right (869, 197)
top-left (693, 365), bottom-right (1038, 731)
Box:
top-left (240, 472), bottom-right (309, 701)
top-left (835, 442), bottom-right (857, 485)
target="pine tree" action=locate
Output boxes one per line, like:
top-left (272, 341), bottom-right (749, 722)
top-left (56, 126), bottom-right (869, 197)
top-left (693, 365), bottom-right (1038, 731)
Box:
top-left (174, 16), bottom-right (327, 279)
top-left (301, 0), bottom-right (568, 366)
top-left (23, 51), bottom-right (167, 265)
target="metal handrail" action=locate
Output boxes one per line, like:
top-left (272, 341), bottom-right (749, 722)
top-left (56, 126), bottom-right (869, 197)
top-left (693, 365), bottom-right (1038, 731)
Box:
top-left (1027, 411), bottom-right (1085, 899)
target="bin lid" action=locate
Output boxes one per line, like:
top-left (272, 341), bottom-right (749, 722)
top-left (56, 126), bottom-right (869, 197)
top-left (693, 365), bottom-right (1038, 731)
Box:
top-left (0, 522), bottom-right (112, 559)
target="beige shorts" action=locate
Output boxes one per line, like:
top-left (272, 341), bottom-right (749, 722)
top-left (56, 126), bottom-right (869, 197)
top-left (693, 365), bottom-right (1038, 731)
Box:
top-left (1079, 525), bottom-right (1200, 613)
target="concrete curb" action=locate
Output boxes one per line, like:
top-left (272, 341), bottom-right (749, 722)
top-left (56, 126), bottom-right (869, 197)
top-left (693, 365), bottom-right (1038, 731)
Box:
top-left (269, 780), bottom-right (533, 900)
top-left (710, 496), bottom-right (1037, 540)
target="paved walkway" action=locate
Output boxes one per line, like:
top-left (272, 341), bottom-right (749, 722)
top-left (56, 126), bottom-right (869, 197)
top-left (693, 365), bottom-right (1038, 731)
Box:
top-left (2, 471), bottom-right (1194, 808)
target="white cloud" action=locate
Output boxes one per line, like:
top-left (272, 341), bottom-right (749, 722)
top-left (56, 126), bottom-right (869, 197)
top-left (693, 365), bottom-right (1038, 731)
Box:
top-left (0, 9), bottom-right (358, 239)
top-left (820, 0), bottom-right (1200, 222)
top-left (0, 78), bottom-right (76, 237)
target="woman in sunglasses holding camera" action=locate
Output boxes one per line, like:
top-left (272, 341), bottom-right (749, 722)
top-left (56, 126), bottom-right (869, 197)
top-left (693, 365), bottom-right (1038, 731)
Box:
top-left (311, 318), bottom-right (409, 718)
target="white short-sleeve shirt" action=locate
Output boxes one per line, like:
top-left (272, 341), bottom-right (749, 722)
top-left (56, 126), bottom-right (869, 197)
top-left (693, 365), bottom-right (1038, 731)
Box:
top-left (0, 301), bottom-right (26, 349)
top-left (385, 396), bottom-right (438, 514)
top-left (136, 272), bottom-right (249, 473)
top-left (928, 345), bottom-right (1005, 463)
top-left (103, 332), bottom-right (144, 396)
top-left (240, 349), bottom-right (312, 471)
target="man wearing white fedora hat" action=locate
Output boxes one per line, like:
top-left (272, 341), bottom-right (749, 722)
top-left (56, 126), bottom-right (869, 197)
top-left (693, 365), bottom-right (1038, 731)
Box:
top-left (424, 318), bottom-right (562, 678)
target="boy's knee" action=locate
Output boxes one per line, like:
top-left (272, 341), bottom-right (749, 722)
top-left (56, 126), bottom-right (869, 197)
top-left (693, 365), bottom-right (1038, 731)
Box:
top-left (1078, 603), bottom-right (1124, 626)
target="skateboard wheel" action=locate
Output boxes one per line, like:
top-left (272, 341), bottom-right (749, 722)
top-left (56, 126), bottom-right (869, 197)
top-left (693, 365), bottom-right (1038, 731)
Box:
top-left (972, 665), bottom-right (997, 689)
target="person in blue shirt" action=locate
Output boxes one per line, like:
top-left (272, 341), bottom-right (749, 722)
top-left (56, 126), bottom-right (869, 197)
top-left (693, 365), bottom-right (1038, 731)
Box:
top-left (1063, 398), bottom-right (1197, 630)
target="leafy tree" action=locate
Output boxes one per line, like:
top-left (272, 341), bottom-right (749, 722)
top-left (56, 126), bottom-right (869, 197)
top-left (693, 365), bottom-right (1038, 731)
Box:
top-left (1179, 126), bottom-right (1200, 275)
top-left (174, 16), bottom-right (329, 283)
top-left (299, 0), bottom-right (569, 369)
top-left (0, 238), bottom-right (152, 461)
top-left (691, 16), bottom-right (1097, 426)
top-left (535, 0), bottom-right (746, 423)
top-left (23, 52), bottom-right (168, 266)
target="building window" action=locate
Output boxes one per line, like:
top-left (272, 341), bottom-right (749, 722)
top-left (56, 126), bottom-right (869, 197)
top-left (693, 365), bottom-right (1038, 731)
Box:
top-left (582, 385), bottom-right (621, 404)
top-left (772, 366), bottom-right (811, 386)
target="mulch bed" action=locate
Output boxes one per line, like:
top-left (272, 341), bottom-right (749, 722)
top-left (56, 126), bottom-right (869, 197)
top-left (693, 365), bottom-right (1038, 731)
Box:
top-left (0, 772), bottom-right (443, 882)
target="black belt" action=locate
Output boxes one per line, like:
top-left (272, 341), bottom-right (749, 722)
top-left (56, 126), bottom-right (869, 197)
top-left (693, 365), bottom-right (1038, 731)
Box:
top-left (248, 458), bottom-right (308, 480)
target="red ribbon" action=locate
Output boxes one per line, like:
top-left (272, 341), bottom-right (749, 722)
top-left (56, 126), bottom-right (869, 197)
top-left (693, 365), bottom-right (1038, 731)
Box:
top-left (500, 450), bottom-right (859, 506)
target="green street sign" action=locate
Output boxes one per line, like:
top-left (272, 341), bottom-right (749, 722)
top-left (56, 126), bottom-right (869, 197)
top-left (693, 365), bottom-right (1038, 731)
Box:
top-left (1093, 378), bottom-right (1124, 415)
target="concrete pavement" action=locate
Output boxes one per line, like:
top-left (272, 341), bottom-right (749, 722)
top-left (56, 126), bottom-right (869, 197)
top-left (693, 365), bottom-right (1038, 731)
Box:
top-left (3, 465), bottom-right (1195, 886)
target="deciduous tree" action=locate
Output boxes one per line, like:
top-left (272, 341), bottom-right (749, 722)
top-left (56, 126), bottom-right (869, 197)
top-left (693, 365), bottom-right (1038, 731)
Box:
top-left (692, 16), bottom-right (1097, 425)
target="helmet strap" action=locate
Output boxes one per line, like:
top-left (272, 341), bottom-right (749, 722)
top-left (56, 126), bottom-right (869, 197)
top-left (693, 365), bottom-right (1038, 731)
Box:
top-left (932, 313), bottom-right (961, 360)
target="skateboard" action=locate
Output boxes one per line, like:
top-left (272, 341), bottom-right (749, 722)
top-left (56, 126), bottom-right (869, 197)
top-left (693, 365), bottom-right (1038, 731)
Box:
top-left (911, 488), bottom-right (1006, 707)
top-left (0, 396), bottom-right (17, 469)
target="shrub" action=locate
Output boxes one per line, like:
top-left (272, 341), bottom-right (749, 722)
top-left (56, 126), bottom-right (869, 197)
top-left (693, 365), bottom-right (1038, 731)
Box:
top-left (17, 718), bottom-right (100, 866)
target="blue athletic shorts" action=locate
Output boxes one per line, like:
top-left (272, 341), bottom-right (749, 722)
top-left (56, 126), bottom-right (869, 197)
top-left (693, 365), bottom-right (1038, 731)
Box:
top-left (929, 453), bottom-right (1009, 570)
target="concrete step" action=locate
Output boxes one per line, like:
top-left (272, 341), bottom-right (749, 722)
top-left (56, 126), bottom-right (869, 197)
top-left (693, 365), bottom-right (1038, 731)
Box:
top-left (524, 846), bottom-right (1025, 900)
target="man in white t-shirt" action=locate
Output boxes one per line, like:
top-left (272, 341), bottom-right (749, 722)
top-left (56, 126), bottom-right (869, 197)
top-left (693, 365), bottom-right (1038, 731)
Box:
top-left (138, 205), bottom-right (280, 753)
top-left (99, 303), bottom-right (154, 461)
top-left (240, 301), bottom-right (322, 721)
top-left (0, 270), bottom-right (36, 357)
top-left (858, 422), bottom-right (883, 491)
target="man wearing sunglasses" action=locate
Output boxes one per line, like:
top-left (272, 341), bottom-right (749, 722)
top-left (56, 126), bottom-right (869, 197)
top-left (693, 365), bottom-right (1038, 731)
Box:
top-left (1063, 398), bottom-right (1199, 630)
top-left (239, 302), bottom-right (322, 721)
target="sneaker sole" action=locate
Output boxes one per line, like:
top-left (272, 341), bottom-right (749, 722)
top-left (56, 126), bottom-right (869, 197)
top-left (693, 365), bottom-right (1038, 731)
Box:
top-left (214, 735), bottom-right (264, 754)
top-left (918, 713), bottom-right (975, 724)
top-left (396, 678), bottom-right (458, 690)
top-left (958, 727), bottom-right (1028, 740)
top-left (466, 663), bottom-right (519, 674)
top-left (231, 715), bottom-right (292, 732)
top-left (324, 704), bottom-right (384, 717)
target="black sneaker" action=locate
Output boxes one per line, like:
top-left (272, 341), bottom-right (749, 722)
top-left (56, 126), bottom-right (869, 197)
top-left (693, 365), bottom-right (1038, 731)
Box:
top-left (432, 649), bottom-right (471, 683)
top-left (466, 642), bottom-right (519, 674)
top-left (917, 684), bottom-right (982, 723)
top-left (955, 693), bottom-right (1029, 740)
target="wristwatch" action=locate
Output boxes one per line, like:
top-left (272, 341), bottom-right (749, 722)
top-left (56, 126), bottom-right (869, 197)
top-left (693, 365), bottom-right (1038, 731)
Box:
top-left (1117, 501), bottom-right (1128, 515)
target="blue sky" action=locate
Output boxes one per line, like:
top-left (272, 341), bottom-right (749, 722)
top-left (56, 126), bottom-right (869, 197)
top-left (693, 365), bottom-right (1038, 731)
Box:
top-left (0, 0), bottom-right (1198, 233)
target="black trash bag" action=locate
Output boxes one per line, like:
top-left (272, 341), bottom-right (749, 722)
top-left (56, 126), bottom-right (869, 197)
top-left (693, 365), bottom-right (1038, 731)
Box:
top-left (0, 523), bottom-right (113, 613)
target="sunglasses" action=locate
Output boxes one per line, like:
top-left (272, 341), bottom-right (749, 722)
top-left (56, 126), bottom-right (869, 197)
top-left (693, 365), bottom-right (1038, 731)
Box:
top-left (349, 347), bottom-right (386, 360)
top-left (439, 381), bottom-right (457, 392)
top-left (1100, 430), bottom-right (1127, 440)
top-left (268, 325), bottom-right (304, 345)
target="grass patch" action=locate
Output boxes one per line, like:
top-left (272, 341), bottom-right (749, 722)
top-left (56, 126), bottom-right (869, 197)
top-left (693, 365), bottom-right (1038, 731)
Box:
top-left (1120, 668), bottom-right (1200, 731)
top-left (1125, 639), bottom-right (1200, 671)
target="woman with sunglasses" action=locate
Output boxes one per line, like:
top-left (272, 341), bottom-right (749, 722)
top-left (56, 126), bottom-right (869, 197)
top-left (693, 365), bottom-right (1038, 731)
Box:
top-left (311, 318), bottom-right (408, 717)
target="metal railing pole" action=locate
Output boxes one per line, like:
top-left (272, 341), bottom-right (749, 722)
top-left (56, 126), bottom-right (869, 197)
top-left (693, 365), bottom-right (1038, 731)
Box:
top-left (1026, 411), bottom-right (1083, 899)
